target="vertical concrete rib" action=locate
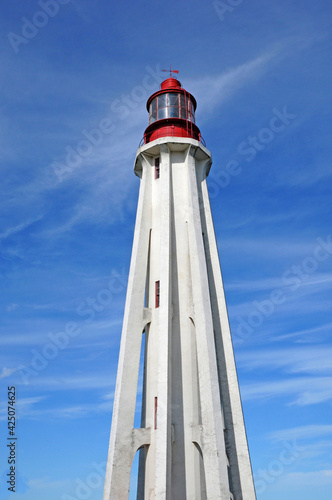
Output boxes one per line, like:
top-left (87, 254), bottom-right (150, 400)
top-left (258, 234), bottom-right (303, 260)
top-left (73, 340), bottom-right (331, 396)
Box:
top-left (199, 175), bottom-right (257, 500)
top-left (155, 144), bottom-right (172, 499)
top-left (186, 145), bottom-right (230, 500)
top-left (103, 157), bottom-right (152, 500)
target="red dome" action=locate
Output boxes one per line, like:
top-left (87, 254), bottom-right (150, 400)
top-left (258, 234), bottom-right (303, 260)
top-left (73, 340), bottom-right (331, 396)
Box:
top-left (161, 78), bottom-right (182, 90)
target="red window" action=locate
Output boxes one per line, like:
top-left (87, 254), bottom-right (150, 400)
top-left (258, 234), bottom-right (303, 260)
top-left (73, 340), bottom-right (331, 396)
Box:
top-left (155, 280), bottom-right (160, 308)
top-left (155, 157), bottom-right (160, 179)
top-left (154, 397), bottom-right (158, 429)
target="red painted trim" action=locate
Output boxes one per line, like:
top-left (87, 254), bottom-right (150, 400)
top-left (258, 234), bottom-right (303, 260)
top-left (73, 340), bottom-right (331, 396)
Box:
top-left (144, 119), bottom-right (201, 144)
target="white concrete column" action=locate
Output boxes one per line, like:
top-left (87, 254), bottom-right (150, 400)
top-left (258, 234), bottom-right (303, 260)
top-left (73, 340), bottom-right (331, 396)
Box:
top-left (103, 156), bottom-right (152, 500)
top-left (154, 144), bottom-right (172, 499)
top-left (186, 145), bottom-right (230, 500)
top-left (104, 137), bottom-right (256, 500)
top-left (199, 171), bottom-right (257, 500)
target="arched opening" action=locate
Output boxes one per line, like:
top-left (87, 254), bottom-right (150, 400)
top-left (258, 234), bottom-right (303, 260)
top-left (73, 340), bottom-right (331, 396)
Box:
top-left (134, 329), bottom-right (146, 429)
top-left (193, 442), bottom-right (207, 500)
top-left (129, 448), bottom-right (140, 500)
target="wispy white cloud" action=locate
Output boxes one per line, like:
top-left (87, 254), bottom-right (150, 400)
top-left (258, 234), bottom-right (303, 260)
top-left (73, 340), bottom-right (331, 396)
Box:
top-left (188, 50), bottom-right (278, 117)
top-left (0, 391), bottom-right (114, 421)
top-left (0, 396), bottom-right (45, 420)
top-left (270, 425), bottom-right (332, 442)
top-left (241, 376), bottom-right (332, 406)
top-left (220, 206), bottom-right (319, 230)
top-left (102, 392), bottom-right (114, 401)
top-left (237, 346), bottom-right (332, 374)
top-left (271, 322), bottom-right (332, 343)
top-left (0, 52), bottom-right (284, 241)
top-left (27, 373), bottom-right (115, 391)
top-left (0, 317), bottom-right (122, 348)
top-left (0, 215), bottom-right (43, 240)
top-left (220, 236), bottom-right (329, 260)
top-left (36, 130), bottom-right (142, 238)
top-left (27, 477), bottom-right (73, 491)
top-left (0, 367), bottom-right (16, 379)
top-left (226, 276), bottom-right (287, 293)
top-left (278, 469), bottom-right (332, 487)
top-left (0, 331), bottom-right (58, 346)
top-left (227, 273), bottom-right (332, 323)
top-left (6, 303), bottom-right (19, 312)
top-left (231, 274), bottom-right (332, 299)
top-left (278, 160), bottom-right (332, 188)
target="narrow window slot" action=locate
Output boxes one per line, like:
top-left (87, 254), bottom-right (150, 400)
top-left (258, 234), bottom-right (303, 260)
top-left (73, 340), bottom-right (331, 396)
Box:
top-left (155, 280), bottom-right (160, 308)
top-left (154, 397), bottom-right (158, 429)
top-left (155, 157), bottom-right (160, 179)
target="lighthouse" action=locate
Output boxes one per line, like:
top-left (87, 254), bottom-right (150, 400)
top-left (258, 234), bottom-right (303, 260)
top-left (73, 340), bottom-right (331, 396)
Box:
top-left (103, 74), bottom-right (256, 500)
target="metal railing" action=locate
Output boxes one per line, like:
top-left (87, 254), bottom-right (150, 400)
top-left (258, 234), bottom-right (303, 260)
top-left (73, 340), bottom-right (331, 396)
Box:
top-left (139, 131), bottom-right (206, 148)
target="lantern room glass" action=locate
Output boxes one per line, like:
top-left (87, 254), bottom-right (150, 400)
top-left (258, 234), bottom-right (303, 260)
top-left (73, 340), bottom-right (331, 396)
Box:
top-left (149, 93), bottom-right (195, 124)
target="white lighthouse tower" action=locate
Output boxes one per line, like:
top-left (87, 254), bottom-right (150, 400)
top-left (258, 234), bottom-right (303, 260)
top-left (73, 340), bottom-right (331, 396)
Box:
top-left (103, 74), bottom-right (256, 500)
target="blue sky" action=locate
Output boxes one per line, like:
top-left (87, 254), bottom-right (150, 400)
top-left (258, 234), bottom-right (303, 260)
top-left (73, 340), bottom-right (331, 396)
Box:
top-left (0, 0), bottom-right (331, 498)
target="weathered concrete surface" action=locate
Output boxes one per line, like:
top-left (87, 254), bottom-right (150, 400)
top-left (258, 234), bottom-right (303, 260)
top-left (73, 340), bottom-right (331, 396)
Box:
top-left (103, 137), bottom-right (256, 500)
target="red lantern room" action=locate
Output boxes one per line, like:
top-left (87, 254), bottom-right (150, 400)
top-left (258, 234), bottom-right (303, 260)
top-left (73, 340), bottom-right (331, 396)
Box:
top-left (143, 76), bottom-right (204, 145)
